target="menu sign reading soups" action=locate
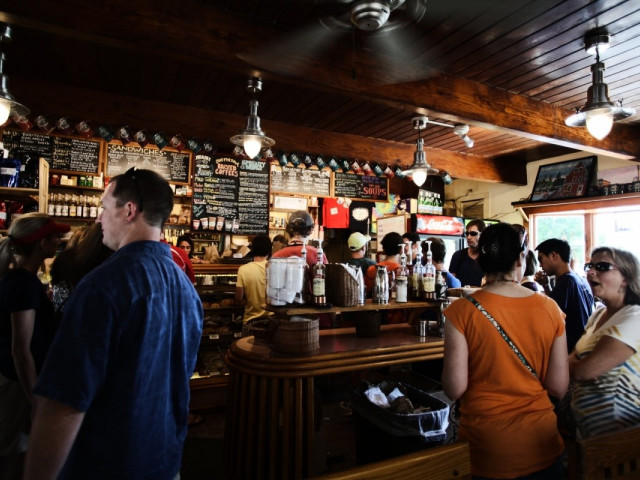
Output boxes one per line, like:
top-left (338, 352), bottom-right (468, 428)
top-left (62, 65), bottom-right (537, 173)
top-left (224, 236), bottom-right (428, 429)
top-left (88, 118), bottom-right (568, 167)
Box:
top-left (192, 154), bottom-right (269, 235)
top-left (334, 172), bottom-right (388, 201)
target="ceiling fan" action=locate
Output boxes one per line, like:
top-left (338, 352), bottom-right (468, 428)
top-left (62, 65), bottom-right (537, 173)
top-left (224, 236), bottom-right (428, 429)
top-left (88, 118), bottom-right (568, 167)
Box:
top-left (237, 0), bottom-right (434, 85)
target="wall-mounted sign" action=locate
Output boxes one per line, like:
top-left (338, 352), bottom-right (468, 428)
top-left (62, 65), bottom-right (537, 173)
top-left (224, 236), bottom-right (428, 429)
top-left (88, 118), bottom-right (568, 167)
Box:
top-left (192, 154), bottom-right (269, 235)
top-left (106, 143), bottom-right (190, 184)
top-left (414, 215), bottom-right (464, 236)
top-left (2, 130), bottom-right (101, 174)
top-left (270, 165), bottom-right (331, 197)
top-left (334, 172), bottom-right (388, 201)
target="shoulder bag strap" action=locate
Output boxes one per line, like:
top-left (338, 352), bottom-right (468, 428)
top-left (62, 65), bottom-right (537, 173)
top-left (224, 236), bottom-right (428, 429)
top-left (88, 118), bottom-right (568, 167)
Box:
top-left (465, 294), bottom-right (538, 379)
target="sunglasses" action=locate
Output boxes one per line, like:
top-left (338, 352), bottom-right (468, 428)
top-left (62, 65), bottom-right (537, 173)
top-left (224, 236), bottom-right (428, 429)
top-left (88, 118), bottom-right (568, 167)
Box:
top-left (584, 261), bottom-right (619, 273)
top-left (124, 167), bottom-right (144, 212)
top-left (466, 231), bottom-right (479, 237)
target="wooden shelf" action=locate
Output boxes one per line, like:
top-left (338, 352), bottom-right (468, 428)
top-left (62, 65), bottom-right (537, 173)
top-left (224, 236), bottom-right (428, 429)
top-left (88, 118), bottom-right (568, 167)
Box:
top-left (50, 184), bottom-right (104, 191)
top-left (513, 191), bottom-right (640, 218)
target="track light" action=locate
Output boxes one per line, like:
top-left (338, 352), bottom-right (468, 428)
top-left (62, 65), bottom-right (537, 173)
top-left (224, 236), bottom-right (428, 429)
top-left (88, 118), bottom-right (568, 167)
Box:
top-left (0, 24), bottom-right (29, 125)
top-left (230, 77), bottom-right (275, 158)
top-left (565, 31), bottom-right (635, 141)
top-left (453, 124), bottom-right (474, 148)
top-left (403, 116), bottom-right (439, 187)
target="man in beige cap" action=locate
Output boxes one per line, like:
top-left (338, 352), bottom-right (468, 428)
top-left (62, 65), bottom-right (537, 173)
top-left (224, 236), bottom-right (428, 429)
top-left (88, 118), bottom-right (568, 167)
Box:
top-left (346, 231), bottom-right (376, 276)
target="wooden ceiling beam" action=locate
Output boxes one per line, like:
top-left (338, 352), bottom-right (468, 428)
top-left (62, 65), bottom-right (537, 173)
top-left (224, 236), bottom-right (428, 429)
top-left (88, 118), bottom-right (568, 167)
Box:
top-left (12, 78), bottom-right (524, 184)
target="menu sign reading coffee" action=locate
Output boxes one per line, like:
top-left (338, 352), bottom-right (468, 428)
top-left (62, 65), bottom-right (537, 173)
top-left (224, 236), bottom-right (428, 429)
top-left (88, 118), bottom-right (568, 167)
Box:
top-left (334, 172), bottom-right (388, 201)
top-left (270, 165), bottom-right (331, 197)
top-left (2, 130), bottom-right (100, 174)
top-left (192, 155), bottom-right (269, 235)
top-left (106, 144), bottom-right (190, 184)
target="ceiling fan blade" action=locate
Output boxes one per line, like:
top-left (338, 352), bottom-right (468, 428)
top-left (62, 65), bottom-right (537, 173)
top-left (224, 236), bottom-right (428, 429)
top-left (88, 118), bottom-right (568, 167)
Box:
top-left (237, 18), bottom-right (345, 78)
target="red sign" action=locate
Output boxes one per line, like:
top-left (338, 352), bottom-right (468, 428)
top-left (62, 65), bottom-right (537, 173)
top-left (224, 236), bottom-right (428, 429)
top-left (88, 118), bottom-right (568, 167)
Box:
top-left (415, 215), bottom-right (465, 235)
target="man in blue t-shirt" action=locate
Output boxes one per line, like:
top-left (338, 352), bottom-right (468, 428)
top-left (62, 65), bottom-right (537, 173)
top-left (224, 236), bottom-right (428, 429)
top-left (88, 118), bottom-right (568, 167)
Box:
top-left (24, 169), bottom-right (203, 480)
top-left (535, 238), bottom-right (594, 352)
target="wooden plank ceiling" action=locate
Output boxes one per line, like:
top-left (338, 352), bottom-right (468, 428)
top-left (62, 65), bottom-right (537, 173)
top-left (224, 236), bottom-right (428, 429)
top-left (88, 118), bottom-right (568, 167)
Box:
top-left (0, 0), bottom-right (639, 185)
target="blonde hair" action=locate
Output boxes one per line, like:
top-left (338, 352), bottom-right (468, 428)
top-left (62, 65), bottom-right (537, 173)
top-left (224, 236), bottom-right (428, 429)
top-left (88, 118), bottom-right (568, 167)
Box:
top-left (591, 246), bottom-right (640, 305)
top-left (0, 213), bottom-right (53, 278)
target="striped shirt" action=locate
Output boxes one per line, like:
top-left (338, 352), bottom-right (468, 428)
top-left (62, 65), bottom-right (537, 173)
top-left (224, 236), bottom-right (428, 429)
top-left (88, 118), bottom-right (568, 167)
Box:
top-left (571, 305), bottom-right (640, 438)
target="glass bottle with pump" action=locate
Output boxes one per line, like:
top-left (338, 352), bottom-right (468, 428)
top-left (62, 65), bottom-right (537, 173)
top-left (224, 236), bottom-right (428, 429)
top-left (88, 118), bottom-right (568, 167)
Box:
top-left (412, 248), bottom-right (423, 300)
top-left (423, 240), bottom-right (436, 300)
top-left (395, 244), bottom-right (408, 303)
top-left (312, 241), bottom-right (326, 306)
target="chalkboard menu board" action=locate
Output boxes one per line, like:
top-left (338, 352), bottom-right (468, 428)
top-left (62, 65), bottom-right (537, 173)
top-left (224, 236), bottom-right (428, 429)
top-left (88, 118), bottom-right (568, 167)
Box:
top-left (270, 165), bottom-right (331, 196)
top-left (2, 130), bottom-right (101, 174)
top-left (334, 173), bottom-right (389, 201)
top-left (192, 155), bottom-right (269, 236)
top-left (106, 144), bottom-right (190, 184)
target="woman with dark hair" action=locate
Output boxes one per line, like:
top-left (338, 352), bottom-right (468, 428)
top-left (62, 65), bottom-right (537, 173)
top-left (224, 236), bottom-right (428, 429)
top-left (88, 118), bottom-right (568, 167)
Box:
top-left (521, 250), bottom-right (542, 292)
top-left (570, 246), bottom-right (640, 438)
top-left (0, 213), bottom-right (69, 479)
top-left (177, 234), bottom-right (205, 264)
top-left (442, 223), bottom-right (569, 480)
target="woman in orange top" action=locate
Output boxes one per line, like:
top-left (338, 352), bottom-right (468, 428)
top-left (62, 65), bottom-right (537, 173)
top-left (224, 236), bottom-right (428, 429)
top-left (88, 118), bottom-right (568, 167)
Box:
top-left (443, 223), bottom-right (569, 479)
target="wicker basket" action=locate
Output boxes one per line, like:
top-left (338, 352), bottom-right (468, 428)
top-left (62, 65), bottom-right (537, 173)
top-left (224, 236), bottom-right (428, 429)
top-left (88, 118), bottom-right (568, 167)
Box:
top-left (326, 264), bottom-right (360, 307)
top-left (272, 316), bottom-right (319, 355)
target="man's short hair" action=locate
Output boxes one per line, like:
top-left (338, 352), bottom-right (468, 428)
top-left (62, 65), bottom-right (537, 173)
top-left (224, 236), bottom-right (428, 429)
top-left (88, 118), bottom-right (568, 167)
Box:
top-left (110, 168), bottom-right (174, 228)
top-left (536, 238), bottom-right (571, 263)
top-left (466, 219), bottom-right (486, 232)
top-left (425, 237), bottom-right (446, 263)
top-left (402, 232), bottom-right (420, 244)
top-left (250, 235), bottom-right (272, 257)
top-left (380, 232), bottom-right (404, 256)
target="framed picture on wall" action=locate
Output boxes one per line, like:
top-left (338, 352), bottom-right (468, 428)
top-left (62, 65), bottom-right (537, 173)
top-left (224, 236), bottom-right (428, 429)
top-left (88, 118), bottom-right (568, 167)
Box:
top-left (530, 156), bottom-right (597, 202)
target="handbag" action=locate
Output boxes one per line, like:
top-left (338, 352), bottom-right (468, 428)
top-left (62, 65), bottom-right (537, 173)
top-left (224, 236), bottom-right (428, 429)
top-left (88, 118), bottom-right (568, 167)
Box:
top-left (465, 294), bottom-right (538, 379)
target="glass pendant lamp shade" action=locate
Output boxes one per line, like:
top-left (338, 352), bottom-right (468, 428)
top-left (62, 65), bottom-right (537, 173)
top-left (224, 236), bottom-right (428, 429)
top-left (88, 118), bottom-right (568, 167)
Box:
top-left (585, 108), bottom-right (614, 140)
top-left (242, 135), bottom-right (263, 159)
top-left (403, 137), bottom-right (438, 187)
top-left (0, 97), bottom-right (10, 125)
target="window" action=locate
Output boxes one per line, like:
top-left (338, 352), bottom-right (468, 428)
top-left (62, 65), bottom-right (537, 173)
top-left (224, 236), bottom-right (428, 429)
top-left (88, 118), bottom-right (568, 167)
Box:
top-left (521, 194), bottom-right (640, 268)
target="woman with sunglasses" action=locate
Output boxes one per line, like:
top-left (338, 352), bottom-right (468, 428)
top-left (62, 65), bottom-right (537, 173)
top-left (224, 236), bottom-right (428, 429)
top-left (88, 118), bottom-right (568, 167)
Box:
top-left (569, 247), bottom-right (640, 438)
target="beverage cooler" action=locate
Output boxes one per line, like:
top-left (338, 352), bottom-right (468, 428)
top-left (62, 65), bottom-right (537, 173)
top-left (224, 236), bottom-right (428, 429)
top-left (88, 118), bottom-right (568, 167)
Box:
top-left (410, 214), bottom-right (465, 269)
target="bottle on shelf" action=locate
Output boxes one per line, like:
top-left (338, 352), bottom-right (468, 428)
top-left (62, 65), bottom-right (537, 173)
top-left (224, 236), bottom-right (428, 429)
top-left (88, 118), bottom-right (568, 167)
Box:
top-left (47, 193), bottom-right (55, 216)
top-left (412, 248), bottom-right (423, 300)
top-left (311, 241), bottom-right (326, 306)
top-left (423, 240), bottom-right (436, 300)
top-left (82, 195), bottom-right (90, 219)
top-left (69, 194), bottom-right (77, 218)
top-left (61, 194), bottom-right (70, 217)
top-left (89, 196), bottom-right (98, 219)
top-left (54, 193), bottom-right (63, 217)
top-left (395, 244), bottom-right (408, 303)
top-left (76, 195), bottom-right (84, 218)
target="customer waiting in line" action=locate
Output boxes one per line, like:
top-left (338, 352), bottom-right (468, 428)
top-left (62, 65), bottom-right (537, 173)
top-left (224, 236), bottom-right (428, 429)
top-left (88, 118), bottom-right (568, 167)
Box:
top-left (346, 231), bottom-right (376, 277)
top-left (449, 219), bottom-right (486, 287)
top-left (521, 250), bottom-right (542, 292)
top-left (443, 223), bottom-right (569, 480)
top-left (569, 246), bottom-right (640, 438)
top-left (271, 234), bottom-right (288, 255)
top-left (424, 237), bottom-right (461, 288)
top-left (0, 213), bottom-right (70, 480)
top-left (535, 238), bottom-right (594, 352)
top-left (272, 210), bottom-right (325, 268)
top-left (50, 223), bottom-right (113, 318)
top-left (24, 168), bottom-right (203, 480)
top-left (236, 235), bottom-right (273, 337)
top-left (402, 231), bottom-right (421, 265)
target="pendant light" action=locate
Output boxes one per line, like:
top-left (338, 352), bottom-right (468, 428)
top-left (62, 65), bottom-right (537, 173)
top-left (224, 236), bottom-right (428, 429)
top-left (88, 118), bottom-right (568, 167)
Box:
top-left (403, 116), bottom-right (438, 187)
top-left (565, 32), bottom-right (635, 141)
top-left (230, 77), bottom-right (275, 159)
top-left (0, 24), bottom-right (30, 125)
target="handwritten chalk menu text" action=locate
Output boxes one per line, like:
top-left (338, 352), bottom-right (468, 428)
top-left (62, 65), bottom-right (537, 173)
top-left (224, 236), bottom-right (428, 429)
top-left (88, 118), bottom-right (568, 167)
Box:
top-left (334, 173), bottom-right (388, 201)
top-left (2, 130), bottom-right (100, 174)
top-left (192, 155), bottom-right (269, 235)
top-left (106, 144), bottom-right (190, 184)
top-left (270, 165), bottom-right (331, 196)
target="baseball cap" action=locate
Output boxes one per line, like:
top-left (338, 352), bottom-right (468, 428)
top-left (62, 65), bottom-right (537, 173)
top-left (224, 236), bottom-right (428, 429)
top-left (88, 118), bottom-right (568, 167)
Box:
top-left (10, 218), bottom-right (71, 245)
top-left (348, 232), bottom-right (371, 251)
top-left (287, 210), bottom-right (314, 228)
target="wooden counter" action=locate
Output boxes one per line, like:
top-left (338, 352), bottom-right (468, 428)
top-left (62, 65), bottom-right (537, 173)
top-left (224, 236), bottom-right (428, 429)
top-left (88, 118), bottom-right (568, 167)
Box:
top-left (224, 319), bottom-right (444, 480)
